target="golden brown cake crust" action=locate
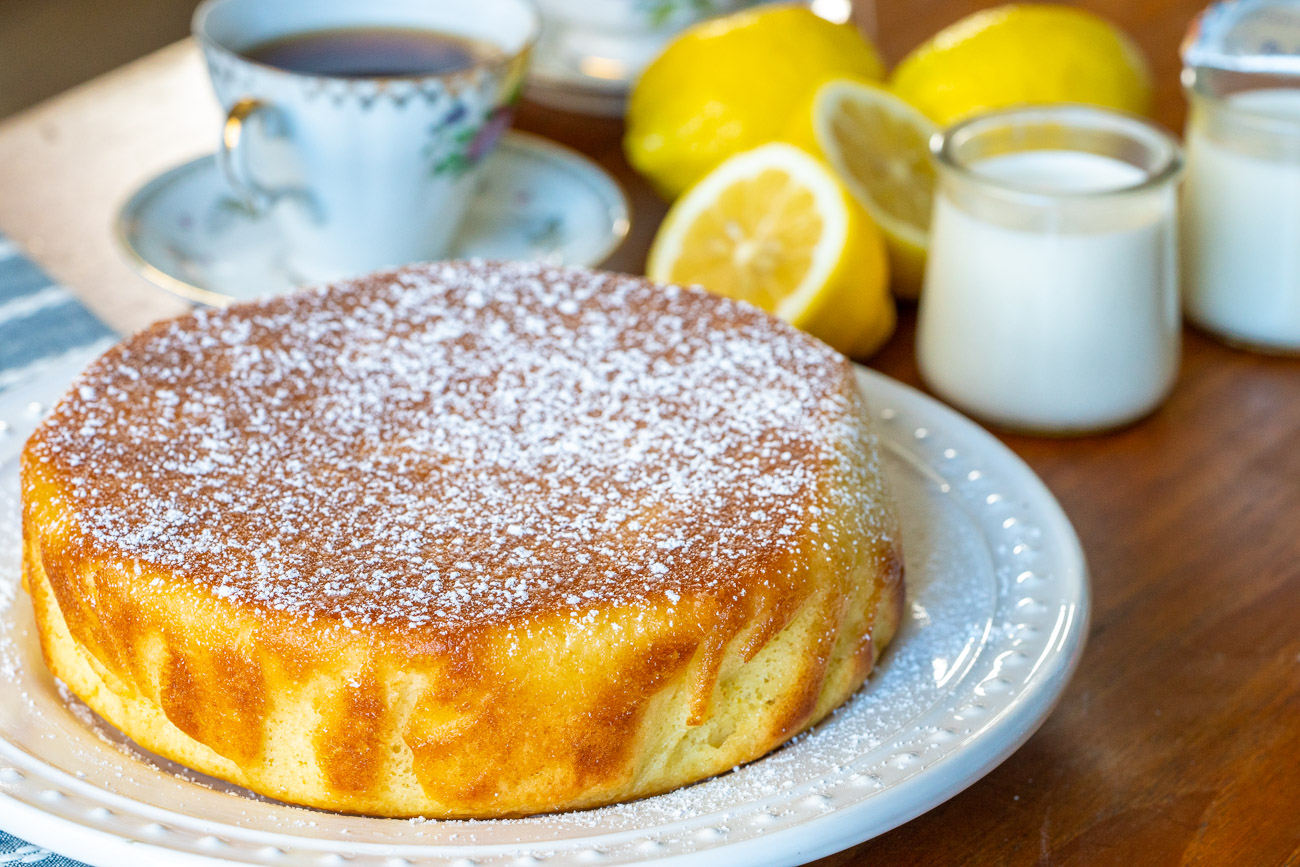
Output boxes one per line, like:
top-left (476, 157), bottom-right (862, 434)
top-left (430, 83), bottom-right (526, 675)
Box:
top-left (22, 261), bottom-right (903, 817)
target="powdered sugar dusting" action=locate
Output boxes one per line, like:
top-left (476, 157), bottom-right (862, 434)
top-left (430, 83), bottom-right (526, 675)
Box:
top-left (28, 261), bottom-right (884, 633)
top-left (0, 361), bottom-right (1088, 861)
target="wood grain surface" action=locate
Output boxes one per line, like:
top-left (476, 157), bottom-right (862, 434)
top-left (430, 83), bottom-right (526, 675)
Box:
top-left (0, 0), bottom-right (1297, 864)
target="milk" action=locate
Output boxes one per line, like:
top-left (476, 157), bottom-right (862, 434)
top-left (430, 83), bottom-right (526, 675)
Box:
top-left (1182, 88), bottom-right (1300, 352)
top-left (918, 150), bottom-right (1181, 433)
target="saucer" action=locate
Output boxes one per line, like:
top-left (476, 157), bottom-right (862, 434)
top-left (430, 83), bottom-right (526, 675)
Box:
top-left (524, 14), bottom-right (689, 116)
top-left (116, 132), bottom-right (631, 307)
top-left (526, 70), bottom-right (630, 117)
top-left (526, 46), bottom-right (634, 117)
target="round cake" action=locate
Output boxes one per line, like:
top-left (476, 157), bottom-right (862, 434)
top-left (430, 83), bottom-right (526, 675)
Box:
top-left (21, 261), bottom-right (904, 818)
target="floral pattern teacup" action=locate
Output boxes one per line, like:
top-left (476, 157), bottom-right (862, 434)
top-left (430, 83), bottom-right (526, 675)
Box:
top-left (194, 0), bottom-right (538, 282)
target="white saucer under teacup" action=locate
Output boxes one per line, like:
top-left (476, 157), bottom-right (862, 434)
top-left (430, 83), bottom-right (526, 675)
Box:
top-left (115, 131), bottom-right (630, 307)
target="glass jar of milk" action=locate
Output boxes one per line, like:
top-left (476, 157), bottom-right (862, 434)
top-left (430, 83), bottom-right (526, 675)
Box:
top-left (1182, 72), bottom-right (1300, 352)
top-left (917, 105), bottom-right (1184, 435)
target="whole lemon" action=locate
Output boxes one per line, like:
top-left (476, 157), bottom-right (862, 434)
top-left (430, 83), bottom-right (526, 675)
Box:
top-left (890, 4), bottom-right (1152, 126)
top-left (625, 5), bottom-right (884, 200)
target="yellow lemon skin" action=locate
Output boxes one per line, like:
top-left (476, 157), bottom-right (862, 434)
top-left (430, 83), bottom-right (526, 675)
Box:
top-left (625, 5), bottom-right (885, 200)
top-left (784, 79), bottom-right (937, 301)
top-left (647, 143), bottom-right (895, 359)
top-left (890, 4), bottom-right (1153, 126)
top-left (790, 194), bottom-right (896, 359)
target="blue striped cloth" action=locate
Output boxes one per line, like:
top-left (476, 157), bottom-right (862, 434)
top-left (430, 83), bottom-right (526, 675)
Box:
top-left (0, 236), bottom-right (115, 394)
top-left (0, 842), bottom-right (81, 865)
top-left (0, 232), bottom-right (109, 866)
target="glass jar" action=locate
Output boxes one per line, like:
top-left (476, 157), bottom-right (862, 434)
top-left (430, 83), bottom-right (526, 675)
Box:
top-left (917, 105), bottom-right (1184, 435)
top-left (1182, 69), bottom-right (1300, 353)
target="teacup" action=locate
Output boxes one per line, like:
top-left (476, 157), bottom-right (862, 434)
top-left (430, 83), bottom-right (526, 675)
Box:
top-left (193, 0), bottom-right (539, 281)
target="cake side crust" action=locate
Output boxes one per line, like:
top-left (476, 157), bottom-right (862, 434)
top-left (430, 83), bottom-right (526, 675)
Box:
top-left (22, 423), bottom-right (902, 818)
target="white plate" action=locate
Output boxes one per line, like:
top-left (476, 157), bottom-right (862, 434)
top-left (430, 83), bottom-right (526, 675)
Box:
top-left (115, 132), bottom-right (631, 307)
top-left (0, 360), bottom-right (1088, 867)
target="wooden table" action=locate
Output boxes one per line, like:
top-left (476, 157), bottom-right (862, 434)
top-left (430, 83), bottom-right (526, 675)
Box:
top-left (1, 1), bottom-right (1297, 864)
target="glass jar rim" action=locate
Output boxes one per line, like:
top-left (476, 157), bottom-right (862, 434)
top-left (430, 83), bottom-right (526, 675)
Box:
top-left (1183, 67), bottom-right (1300, 137)
top-left (931, 103), bottom-right (1184, 204)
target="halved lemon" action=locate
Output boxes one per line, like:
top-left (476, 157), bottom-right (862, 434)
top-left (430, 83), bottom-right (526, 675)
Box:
top-left (647, 142), bottom-right (894, 359)
top-left (789, 79), bottom-right (937, 300)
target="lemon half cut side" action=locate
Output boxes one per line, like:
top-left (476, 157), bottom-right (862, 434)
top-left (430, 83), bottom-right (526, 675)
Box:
top-left (648, 142), bottom-right (894, 359)
top-left (794, 79), bottom-right (938, 300)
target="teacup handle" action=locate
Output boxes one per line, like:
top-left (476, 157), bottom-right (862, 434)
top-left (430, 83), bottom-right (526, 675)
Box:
top-left (219, 97), bottom-right (277, 213)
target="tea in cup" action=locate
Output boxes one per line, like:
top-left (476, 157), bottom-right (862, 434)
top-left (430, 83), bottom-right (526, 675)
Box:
top-left (193, 0), bottom-right (539, 281)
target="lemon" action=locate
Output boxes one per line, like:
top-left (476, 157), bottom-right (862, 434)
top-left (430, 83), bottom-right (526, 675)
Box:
top-left (890, 4), bottom-right (1153, 126)
top-left (625, 5), bottom-right (885, 200)
top-left (647, 142), bottom-right (894, 358)
top-left (787, 79), bottom-right (937, 300)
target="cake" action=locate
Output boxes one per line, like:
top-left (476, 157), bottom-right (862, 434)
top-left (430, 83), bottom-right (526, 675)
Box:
top-left (21, 261), bottom-right (903, 818)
